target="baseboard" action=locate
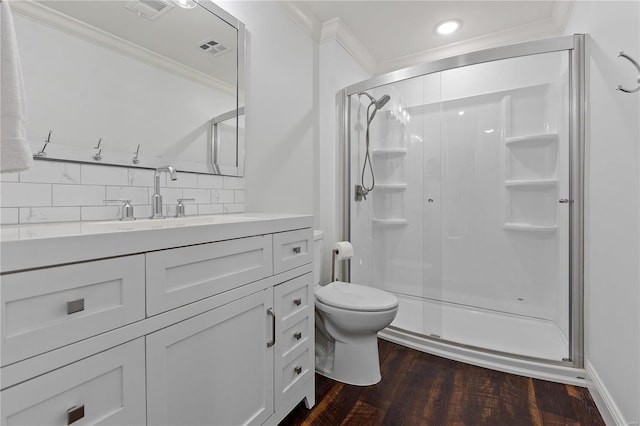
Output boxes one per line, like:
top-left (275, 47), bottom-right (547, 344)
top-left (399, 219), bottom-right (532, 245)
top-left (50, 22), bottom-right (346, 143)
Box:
top-left (585, 361), bottom-right (628, 425)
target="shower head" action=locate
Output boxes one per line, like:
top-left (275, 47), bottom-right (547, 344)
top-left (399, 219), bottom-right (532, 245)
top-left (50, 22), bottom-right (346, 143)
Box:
top-left (375, 94), bottom-right (391, 110)
top-left (357, 92), bottom-right (391, 123)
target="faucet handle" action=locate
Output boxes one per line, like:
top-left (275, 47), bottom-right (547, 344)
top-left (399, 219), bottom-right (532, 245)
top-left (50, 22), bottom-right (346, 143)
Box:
top-left (104, 199), bottom-right (134, 221)
top-left (175, 198), bottom-right (195, 218)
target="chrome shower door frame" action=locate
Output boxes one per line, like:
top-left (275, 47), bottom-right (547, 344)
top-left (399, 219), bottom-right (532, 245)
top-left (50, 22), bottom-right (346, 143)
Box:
top-left (339, 34), bottom-right (586, 371)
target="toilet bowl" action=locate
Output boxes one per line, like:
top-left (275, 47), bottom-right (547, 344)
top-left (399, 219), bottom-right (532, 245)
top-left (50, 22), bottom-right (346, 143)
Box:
top-left (314, 281), bottom-right (398, 386)
top-left (312, 230), bottom-right (398, 386)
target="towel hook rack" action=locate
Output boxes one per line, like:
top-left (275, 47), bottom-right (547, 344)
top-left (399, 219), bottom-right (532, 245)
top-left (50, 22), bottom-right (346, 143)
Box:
top-left (34, 130), bottom-right (52, 158)
top-left (616, 51), bottom-right (640, 93)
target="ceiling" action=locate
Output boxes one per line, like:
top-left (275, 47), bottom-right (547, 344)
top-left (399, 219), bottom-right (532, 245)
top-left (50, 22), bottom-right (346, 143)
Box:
top-left (289, 1), bottom-right (570, 74)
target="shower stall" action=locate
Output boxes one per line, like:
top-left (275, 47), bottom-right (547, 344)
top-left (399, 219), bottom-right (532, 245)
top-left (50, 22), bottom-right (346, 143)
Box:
top-left (341, 35), bottom-right (585, 382)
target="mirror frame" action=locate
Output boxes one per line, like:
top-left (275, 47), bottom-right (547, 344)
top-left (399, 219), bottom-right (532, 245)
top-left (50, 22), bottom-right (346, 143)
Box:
top-left (13, 0), bottom-right (246, 176)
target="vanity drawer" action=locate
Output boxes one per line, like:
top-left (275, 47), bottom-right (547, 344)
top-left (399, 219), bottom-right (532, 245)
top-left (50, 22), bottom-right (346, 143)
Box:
top-left (278, 347), bottom-right (313, 404)
top-left (1, 255), bottom-right (145, 366)
top-left (273, 229), bottom-right (313, 274)
top-left (274, 274), bottom-right (312, 324)
top-left (0, 338), bottom-right (146, 426)
top-left (146, 235), bottom-right (273, 316)
top-left (281, 316), bottom-right (309, 358)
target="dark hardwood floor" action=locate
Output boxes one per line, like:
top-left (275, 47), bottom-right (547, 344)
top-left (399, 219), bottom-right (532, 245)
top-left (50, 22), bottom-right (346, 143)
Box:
top-left (280, 339), bottom-right (604, 426)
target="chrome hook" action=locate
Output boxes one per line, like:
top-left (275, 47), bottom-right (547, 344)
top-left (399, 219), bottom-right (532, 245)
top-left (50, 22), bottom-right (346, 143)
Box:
top-left (132, 144), bottom-right (141, 164)
top-left (616, 51), bottom-right (640, 94)
top-left (34, 130), bottom-right (53, 158)
top-left (93, 138), bottom-right (103, 161)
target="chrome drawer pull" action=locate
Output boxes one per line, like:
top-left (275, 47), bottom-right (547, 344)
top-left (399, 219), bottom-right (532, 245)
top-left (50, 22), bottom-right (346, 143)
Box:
top-left (294, 332), bottom-right (302, 340)
top-left (292, 246), bottom-right (302, 254)
top-left (293, 298), bottom-right (302, 306)
top-left (67, 405), bottom-right (85, 425)
top-left (266, 308), bottom-right (276, 348)
top-left (67, 299), bottom-right (85, 315)
top-left (294, 366), bottom-right (302, 375)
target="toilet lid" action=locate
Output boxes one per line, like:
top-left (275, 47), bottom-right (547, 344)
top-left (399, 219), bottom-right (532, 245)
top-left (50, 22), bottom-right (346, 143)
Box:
top-left (315, 281), bottom-right (398, 312)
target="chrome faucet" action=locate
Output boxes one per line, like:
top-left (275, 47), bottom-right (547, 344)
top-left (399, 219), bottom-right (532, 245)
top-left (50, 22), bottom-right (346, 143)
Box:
top-left (151, 166), bottom-right (177, 219)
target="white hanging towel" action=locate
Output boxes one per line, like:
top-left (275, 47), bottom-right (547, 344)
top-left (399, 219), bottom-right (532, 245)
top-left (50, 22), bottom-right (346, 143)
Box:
top-left (1, 0), bottom-right (33, 173)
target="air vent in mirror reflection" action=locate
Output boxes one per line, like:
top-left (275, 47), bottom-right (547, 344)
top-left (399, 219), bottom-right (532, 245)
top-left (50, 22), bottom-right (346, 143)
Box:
top-left (198, 39), bottom-right (229, 57)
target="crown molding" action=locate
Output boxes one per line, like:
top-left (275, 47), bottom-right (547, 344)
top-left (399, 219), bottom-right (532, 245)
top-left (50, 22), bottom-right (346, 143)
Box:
top-left (276, 1), bottom-right (322, 42)
top-left (377, 12), bottom-right (569, 74)
top-left (10, 0), bottom-right (236, 94)
top-left (551, 0), bottom-right (574, 32)
top-left (320, 18), bottom-right (377, 76)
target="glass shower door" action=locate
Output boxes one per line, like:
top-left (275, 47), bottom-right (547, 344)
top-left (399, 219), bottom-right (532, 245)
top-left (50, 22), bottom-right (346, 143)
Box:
top-left (435, 51), bottom-right (571, 360)
top-left (348, 49), bottom-right (571, 362)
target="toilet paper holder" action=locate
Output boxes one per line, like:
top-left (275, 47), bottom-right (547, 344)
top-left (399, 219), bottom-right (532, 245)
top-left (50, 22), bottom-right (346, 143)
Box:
top-left (331, 241), bottom-right (354, 282)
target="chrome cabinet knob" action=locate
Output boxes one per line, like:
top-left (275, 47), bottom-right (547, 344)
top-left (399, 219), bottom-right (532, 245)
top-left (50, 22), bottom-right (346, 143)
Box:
top-left (294, 366), bottom-right (302, 375)
top-left (293, 298), bottom-right (302, 306)
top-left (294, 332), bottom-right (302, 340)
top-left (559, 199), bottom-right (570, 204)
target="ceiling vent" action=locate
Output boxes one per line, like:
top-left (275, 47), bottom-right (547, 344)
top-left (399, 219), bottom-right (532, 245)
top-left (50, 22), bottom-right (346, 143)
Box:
top-left (124, 0), bottom-right (174, 21)
top-left (197, 38), bottom-right (229, 57)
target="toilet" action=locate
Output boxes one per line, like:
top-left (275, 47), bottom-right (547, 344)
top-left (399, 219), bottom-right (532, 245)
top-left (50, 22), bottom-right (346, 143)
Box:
top-left (313, 231), bottom-right (399, 386)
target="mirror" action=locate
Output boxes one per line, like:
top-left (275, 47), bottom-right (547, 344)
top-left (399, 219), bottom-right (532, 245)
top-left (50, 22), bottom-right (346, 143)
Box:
top-left (12, 0), bottom-right (245, 176)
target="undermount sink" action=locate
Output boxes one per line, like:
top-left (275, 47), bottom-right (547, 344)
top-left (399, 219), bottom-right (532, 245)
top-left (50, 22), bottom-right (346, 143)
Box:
top-left (81, 214), bottom-right (257, 233)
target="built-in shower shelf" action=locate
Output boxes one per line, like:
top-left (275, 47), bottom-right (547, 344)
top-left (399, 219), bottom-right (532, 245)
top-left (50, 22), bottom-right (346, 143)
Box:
top-left (372, 218), bottom-right (409, 227)
top-left (372, 148), bottom-right (408, 156)
top-left (505, 179), bottom-right (558, 188)
top-left (503, 223), bottom-right (557, 232)
top-left (505, 133), bottom-right (557, 146)
top-left (376, 183), bottom-right (408, 191)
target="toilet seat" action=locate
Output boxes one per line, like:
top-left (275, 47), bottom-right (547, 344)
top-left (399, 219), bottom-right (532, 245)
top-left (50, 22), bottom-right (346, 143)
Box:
top-left (315, 281), bottom-right (398, 312)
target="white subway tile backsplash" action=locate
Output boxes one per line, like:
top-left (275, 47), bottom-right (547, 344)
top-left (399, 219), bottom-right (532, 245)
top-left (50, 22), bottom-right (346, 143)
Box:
top-left (82, 164), bottom-right (128, 186)
top-left (1, 208), bottom-right (19, 225)
top-left (81, 205), bottom-right (121, 221)
top-left (183, 188), bottom-right (210, 204)
top-left (166, 172), bottom-right (197, 188)
top-left (1, 182), bottom-right (51, 207)
top-left (0, 172), bottom-right (20, 182)
top-left (134, 205), bottom-right (152, 219)
top-left (197, 174), bottom-right (224, 189)
top-left (53, 184), bottom-right (106, 206)
top-left (224, 176), bottom-right (244, 189)
top-left (211, 189), bottom-right (234, 204)
top-left (106, 186), bottom-right (149, 205)
top-left (128, 168), bottom-right (155, 187)
top-left (198, 204), bottom-right (224, 215)
top-left (19, 207), bottom-right (80, 223)
top-left (223, 203), bottom-right (246, 213)
top-left (20, 161), bottom-right (80, 184)
top-left (2, 160), bottom-right (245, 224)
top-left (158, 188), bottom-right (183, 207)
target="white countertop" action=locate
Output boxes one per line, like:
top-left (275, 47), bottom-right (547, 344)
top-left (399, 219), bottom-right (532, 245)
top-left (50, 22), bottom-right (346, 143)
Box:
top-left (1, 213), bottom-right (313, 273)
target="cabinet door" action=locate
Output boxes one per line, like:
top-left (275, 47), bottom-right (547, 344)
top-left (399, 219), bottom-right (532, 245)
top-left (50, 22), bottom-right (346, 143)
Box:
top-left (1, 338), bottom-right (145, 426)
top-left (146, 288), bottom-right (275, 426)
top-left (146, 235), bottom-right (273, 316)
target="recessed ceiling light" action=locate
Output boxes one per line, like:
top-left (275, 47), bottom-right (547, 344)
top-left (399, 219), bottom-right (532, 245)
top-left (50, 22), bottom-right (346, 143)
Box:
top-left (436, 20), bottom-right (461, 35)
top-left (173, 0), bottom-right (197, 9)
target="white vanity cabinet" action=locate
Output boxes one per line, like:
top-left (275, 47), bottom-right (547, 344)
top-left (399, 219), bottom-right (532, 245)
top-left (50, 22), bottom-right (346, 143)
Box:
top-left (0, 214), bottom-right (315, 426)
top-left (147, 288), bottom-right (275, 426)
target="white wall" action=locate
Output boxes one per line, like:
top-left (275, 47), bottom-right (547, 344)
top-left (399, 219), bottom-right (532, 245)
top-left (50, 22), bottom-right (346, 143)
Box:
top-left (317, 38), bottom-right (370, 284)
top-left (564, 1), bottom-right (640, 424)
top-left (215, 1), bottom-right (317, 216)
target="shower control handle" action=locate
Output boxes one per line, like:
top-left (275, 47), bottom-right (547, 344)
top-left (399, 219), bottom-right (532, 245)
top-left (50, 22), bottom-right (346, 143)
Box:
top-left (559, 199), bottom-right (570, 204)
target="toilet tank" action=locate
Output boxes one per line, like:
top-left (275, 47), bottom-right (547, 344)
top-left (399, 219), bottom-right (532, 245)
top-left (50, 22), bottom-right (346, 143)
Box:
top-left (313, 230), bottom-right (324, 286)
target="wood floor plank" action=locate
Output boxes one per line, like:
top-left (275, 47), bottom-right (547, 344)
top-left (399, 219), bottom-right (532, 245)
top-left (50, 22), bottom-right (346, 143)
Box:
top-left (279, 339), bottom-right (605, 426)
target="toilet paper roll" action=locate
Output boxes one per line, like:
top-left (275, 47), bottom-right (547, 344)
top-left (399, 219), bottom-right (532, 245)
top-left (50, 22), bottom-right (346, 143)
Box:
top-left (334, 241), bottom-right (354, 260)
